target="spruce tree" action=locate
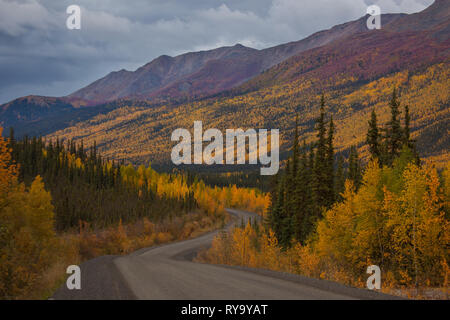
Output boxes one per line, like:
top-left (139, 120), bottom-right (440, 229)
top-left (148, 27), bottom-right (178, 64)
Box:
top-left (292, 114), bottom-right (300, 175)
top-left (301, 145), bottom-right (317, 242)
top-left (313, 94), bottom-right (328, 214)
top-left (403, 104), bottom-right (420, 164)
top-left (335, 155), bottom-right (345, 202)
top-left (366, 109), bottom-right (381, 161)
top-left (385, 88), bottom-right (403, 165)
top-left (293, 141), bottom-right (308, 242)
top-left (270, 175), bottom-right (287, 243)
top-left (348, 146), bottom-right (362, 189)
top-left (325, 116), bottom-right (335, 207)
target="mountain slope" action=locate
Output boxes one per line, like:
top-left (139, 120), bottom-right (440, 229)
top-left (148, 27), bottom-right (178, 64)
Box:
top-left (0, 96), bottom-right (76, 136)
top-left (68, 14), bottom-right (404, 103)
top-left (45, 25), bottom-right (449, 168)
top-left (1, 12), bottom-right (387, 131)
top-left (3, 0), bottom-right (449, 168)
top-left (68, 44), bottom-right (259, 102)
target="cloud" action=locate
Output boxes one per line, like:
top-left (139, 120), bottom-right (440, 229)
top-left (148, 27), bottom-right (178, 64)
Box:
top-left (0, 0), bottom-right (55, 36)
top-left (0, 0), bottom-right (434, 104)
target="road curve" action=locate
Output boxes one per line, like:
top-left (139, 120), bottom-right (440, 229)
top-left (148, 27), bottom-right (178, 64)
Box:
top-left (53, 209), bottom-right (398, 300)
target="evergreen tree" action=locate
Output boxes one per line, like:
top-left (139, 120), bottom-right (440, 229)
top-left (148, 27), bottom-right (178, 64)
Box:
top-left (335, 154), bottom-right (346, 202)
top-left (325, 116), bottom-right (335, 207)
top-left (270, 175), bottom-right (286, 243)
top-left (292, 114), bottom-right (300, 175)
top-left (366, 109), bottom-right (381, 161)
top-left (301, 145), bottom-right (317, 242)
top-left (313, 94), bottom-right (328, 214)
top-left (348, 146), bottom-right (362, 189)
top-left (293, 141), bottom-right (308, 242)
top-left (403, 104), bottom-right (420, 164)
top-left (384, 88), bottom-right (403, 165)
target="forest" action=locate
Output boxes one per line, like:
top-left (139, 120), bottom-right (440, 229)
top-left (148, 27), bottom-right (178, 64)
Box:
top-left (0, 129), bottom-right (269, 299)
top-left (1, 87), bottom-right (448, 299)
top-left (199, 88), bottom-right (449, 298)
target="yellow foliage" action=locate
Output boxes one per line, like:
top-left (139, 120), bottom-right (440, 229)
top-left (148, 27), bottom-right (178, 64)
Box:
top-left (201, 159), bottom-right (450, 290)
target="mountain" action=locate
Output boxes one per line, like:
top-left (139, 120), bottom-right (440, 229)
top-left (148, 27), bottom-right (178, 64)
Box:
top-left (68, 0), bottom-right (448, 103)
top-left (68, 14), bottom-right (401, 103)
top-left (2, 0), bottom-right (449, 168)
top-left (68, 44), bottom-right (258, 102)
top-left (0, 96), bottom-right (76, 136)
top-left (1, 3), bottom-right (432, 130)
top-left (1, 11), bottom-right (404, 132)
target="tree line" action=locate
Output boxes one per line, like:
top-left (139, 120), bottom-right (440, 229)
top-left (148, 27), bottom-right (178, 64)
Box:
top-left (202, 88), bottom-right (449, 291)
top-left (268, 88), bottom-right (420, 248)
top-left (8, 132), bottom-right (196, 231)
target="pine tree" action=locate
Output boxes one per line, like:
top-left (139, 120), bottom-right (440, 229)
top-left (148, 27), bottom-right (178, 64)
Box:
top-left (335, 155), bottom-right (346, 202)
top-left (313, 94), bottom-right (328, 214)
top-left (403, 105), bottom-right (420, 165)
top-left (385, 88), bottom-right (403, 165)
top-left (325, 115), bottom-right (335, 207)
top-left (270, 175), bottom-right (286, 243)
top-left (366, 109), bottom-right (381, 161)
top-left (300, 145), bottom-right (317, 242)
top-left (348, 146), bottom-right (362, 189)
top-left (292, 141), bottom-right (309, 243)
top-left (292, 114), bottom-right (300, 175)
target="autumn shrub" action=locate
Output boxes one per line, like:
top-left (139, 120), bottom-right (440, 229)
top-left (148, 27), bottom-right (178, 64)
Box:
top-left (0, 176), bottom-right (75, 299)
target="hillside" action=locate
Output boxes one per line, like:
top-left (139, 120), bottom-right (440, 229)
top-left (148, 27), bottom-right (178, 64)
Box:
top-left (0, 10), bottom-right (404, 131)
top-left (2, 0), bottom-right (449, 169)
top-left (44, 1), bottom-right (449, 168)
top-left (68, 13), bottom-right (400, 103)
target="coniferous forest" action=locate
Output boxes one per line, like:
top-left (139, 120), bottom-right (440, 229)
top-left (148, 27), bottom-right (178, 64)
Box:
top-left (9, 133), bottom-right (196, 231)
top-left (268, 88), bottom-right (421, 247)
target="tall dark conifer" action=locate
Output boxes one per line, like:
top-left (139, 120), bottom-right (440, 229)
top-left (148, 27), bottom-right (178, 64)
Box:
top-left (348, 146), bottom-right (362, 189)
top-left (385, 88), bottom-right (403, 165)
top-left (335, 155), bottom-right (345, 202)
top-left (403, 104), bottom-right (420, 164)
top-left (366, 109), bottom-right (381, 161)
top-left (313, 94), bottom-right (328, 214)
top-left (325, 116), bottom-right (335, 207)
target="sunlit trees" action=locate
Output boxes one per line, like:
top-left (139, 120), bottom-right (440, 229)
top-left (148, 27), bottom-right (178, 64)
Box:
top-left (0, 130), bottom-right (58, 298)
top-left (204, 94), bottom-right (449, 291)
top-left (2, 127), bottom-right (270, 299)
top-left (383, 163), bottom-right (448, 286)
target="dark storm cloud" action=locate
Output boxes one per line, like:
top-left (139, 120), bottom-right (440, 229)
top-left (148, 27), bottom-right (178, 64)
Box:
top-left (0, 0), bottom-right (434, 104)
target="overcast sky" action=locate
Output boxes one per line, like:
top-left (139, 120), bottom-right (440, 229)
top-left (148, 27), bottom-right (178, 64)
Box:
top-left (0, 0), bottom-right (434, 104)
